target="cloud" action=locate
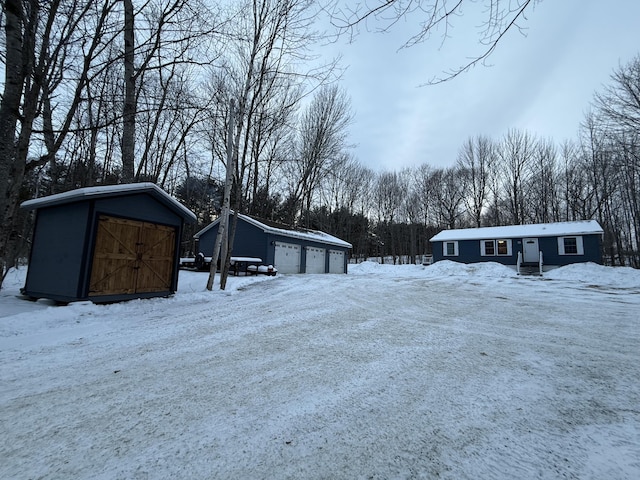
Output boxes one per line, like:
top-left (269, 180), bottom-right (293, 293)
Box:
top-left (325, 0), bottom-right (640, 172)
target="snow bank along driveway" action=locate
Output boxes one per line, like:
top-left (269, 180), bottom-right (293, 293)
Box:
top-left (1, 262), bottom-right (639, 479)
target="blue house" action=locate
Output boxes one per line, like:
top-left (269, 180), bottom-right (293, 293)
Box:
top-left (429, 220), bottom-right (604, 273)
top-left (194, 213), bottom-right (352, 274)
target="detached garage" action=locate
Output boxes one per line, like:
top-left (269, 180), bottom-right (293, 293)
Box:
top-left (194, 213), bottom-right (352, 274)
top-left (21, 183), bottom-right (196, 303)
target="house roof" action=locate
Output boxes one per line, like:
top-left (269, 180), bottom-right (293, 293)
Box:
top-left (20, 183), bottom-right (196, 223)
top-left (194, 213), bottom-right (353, 249)
top-left (429, 220), bottom-right (604, 242)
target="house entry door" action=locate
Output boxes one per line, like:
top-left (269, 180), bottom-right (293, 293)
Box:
top-left (522, 237), bottom-right (540, 263)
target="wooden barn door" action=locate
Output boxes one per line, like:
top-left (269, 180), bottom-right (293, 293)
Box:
top-left (89, 215), bottom-right (176, 297)
top-left (135, 221), bottom-right (176, 293)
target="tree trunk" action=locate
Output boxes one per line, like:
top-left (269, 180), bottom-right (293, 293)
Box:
top-left (122, 0), bottom-right (135, 183)
top-left (0, 0), bottom-right (30, 286)
top-left (207, 100), bottom-right (235, 291)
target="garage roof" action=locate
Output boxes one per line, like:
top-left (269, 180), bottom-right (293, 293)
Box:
top-left (430, 220), bottom-right (604, 242)
top-left (195, 213), bottom-right (352, 249)
top-left (21, 183), bottom-right (196, 222)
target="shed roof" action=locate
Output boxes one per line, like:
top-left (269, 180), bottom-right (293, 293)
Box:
top-left (20, 183), bottom-right (196, 223)
top-left (195, 213), bottom-right (352, 249)
top-left (430, 220), bottom-right (604, 242)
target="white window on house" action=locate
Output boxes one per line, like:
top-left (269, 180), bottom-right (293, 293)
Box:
top-left (443, 241), bottom-right (458, 256)
top-left (497, 239), bottom-right (510, 255)
top-left (558, 236), bottom-right (584, 255)
top-left (481, 240), bottom-right (495, 256)
top-left (480, 239), bottom-right (512, 256)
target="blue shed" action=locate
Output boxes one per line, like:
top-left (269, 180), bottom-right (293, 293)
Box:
top-left (21, 183), bottom-right (196, 303)
top-left (194, 213), bottom-right (352, 274)
top-left (429, 220), bottom-right (604, 272)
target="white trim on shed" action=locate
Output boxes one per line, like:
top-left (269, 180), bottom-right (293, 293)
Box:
top-left (21, 183), bottom-right (196, 222)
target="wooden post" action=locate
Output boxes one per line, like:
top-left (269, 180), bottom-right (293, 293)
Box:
top-left (206, 99), bottom-right (235, 290)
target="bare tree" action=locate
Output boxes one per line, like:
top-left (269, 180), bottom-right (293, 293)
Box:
top-left (373, 171), bottom-right (405, 262)
top-left (120, 0), bottom-right (219, 183)
top-left (456, 135), bottom-right (495, 227)
top-left (497, 128), bottom-right (536, 225)
top-left (320, 154), bottom-right (364, 213)
top-left (207, 0), bottom-right (338, 286)
top-left (122, 0), bottom-right (135, 182)
top-left (527, 137), bottom-right (560, 223)
top-left (433, 167), bottom-right (466, 229)
top-left (224, 0), bottom-right (336, 199)
top-left (0, 2), bottom-right (36, 258)
top-left (243, 81), bottom-right (300, 213)
top-left (590, 55), bottom-right (640, 265)
top-left (561, 145), bottom-right (596, 222)
top-left (398, 167), bottom-right (425, 263)
top-left (328, 0), bottom-right (538, 84)
top-left (594, 54), bottom-right (640, 135)
top-left (0, 0), bottom-right (120, 287)
top-left (579, 112), bottom-right (626, 265)
top-left (285, 84), bottom-right (352, 225)
top-left (135, 66), bottom-right (213, 188)
top-left (557, 140), bottom-right (577, 220)
top-left (413, 163), bottom-right (439, 227)
top-left (616, 133), bottom-right (640, 267)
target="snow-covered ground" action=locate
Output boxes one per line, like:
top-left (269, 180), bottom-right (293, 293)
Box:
top-left (1, 261), bottom-right (639, 479)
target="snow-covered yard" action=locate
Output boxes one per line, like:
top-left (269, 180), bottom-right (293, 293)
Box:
top-left (1, 261), bottom-right (639, 479)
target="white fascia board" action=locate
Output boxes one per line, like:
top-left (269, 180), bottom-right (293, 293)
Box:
top-left (21, 182), bottom-right (196, 222)
top-left (193, 217), bottom-right (221, 239)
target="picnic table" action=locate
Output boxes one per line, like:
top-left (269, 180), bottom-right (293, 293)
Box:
top-left (229, 257), bottom-right (262, 276)
top-left (180, 254), bottom-right (277, 276)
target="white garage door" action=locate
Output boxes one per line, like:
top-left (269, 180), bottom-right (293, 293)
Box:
top-left (274, 242), bottom-right (300, 274)
top-left (305, 247), bottom-right (326, 274)
top-left (329, 249), bottom-right (345, 274)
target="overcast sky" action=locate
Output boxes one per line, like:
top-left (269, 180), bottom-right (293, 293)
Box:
top-left (321, 1), bottom-right (640, 171)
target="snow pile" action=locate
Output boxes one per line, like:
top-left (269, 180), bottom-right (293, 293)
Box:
top-left (545, 262), bottom-right (640, 288)
top-left (424, 259), bottom-right (517, 278)
top-left (349, 259), bottom-right (518, 279)
top-left (1, 262), bottom-right (640, 479)
top-left (348, 260), bottom-right (424, 277)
